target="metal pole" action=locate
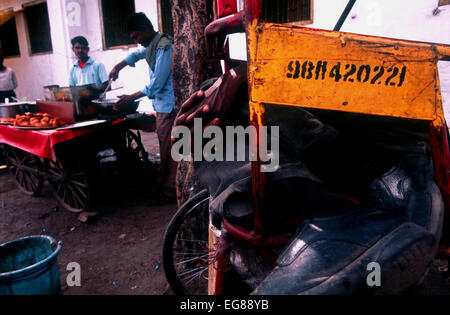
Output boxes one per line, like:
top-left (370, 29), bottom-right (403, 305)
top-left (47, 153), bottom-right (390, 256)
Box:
top-left (333, 0), bottom-right (357, 31)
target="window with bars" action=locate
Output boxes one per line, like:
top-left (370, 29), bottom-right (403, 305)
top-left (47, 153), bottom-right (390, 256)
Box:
top-left (261, 0), bottom-right (313, 25)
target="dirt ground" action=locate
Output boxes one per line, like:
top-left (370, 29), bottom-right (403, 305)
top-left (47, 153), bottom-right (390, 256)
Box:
top-left (0, 132), bottom-right (178, 295)
top-left (0, 131), bottom-right (449, 295)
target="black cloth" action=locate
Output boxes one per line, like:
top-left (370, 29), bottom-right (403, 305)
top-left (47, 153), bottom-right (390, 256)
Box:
top-left (0, 90), bottom-right (16, 103)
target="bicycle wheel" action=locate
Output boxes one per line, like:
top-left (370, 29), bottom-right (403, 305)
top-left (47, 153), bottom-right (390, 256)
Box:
top-left (162, 189), bottom-right (212, 295)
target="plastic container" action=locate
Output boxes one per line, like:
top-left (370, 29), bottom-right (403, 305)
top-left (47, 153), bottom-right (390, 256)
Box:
top-left (0, 235), bottom-right (63, 295)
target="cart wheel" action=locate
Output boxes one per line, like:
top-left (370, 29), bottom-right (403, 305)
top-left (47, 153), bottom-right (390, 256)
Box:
top-left (4, 145), bottom-right (43, 196)
top-left (162, 190), bottom-right (211, 295)
top-left (47, 158), bottom-right (91, 213)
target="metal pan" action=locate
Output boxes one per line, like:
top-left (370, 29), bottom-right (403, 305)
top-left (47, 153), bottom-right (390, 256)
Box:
top-left (0, 103), bottom-right (37, 118)
top-left (92, 98), bottom-right (139, 115)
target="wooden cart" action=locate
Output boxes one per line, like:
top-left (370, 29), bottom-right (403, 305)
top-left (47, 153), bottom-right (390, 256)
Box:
top-left (0, 116), bottom-right (155, 214)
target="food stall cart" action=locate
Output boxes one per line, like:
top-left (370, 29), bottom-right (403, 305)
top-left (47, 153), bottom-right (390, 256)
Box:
top-left (0, 98), bottom-right (156, 214)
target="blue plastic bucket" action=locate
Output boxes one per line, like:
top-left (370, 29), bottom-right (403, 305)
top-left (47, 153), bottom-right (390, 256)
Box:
top-left (0, 235), bottom-right (63, 295)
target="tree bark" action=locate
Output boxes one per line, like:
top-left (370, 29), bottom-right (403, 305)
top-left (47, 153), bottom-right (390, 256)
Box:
top-left (171, 0), bottom-right (222, 111)
top-left (170, 0), bottom-right (222, 206)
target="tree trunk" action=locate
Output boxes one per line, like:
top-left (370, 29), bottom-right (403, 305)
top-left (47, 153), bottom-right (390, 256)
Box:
top-left (170, 0), bottom-right (222, 206)
top-left (171, 0), bottom-right (222, 111)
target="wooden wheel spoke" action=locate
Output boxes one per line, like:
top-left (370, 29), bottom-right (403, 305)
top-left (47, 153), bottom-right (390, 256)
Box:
top-left (19, 171), bottom-right (26, 187)
top-left (23, 171), bottom-right (37, 191)
top-left (69, 171), bottom-right (84, 178)
top-left (69, 180), bottom-right (87, 201)
top-left (14, 168), bottom-right (21, 182)
top-left (61, 183), bottom-right (68, 202)
top-left (68, 183), bottom-right (84, 209)
top-left (49, 158), bottom-right (90, 213)
top-left (7, 148), bottom-right (20, 162)
top-left (63, 184), bottom-right (72, 205)
top-left (70, 181), bottom-right (88, 200)
top-left (64, 183), bottom-right (78, 208)
top-left (56, 182), bottom-right (63, 196)
top-left (6, 147), bottom-right (43, 196)
top-left (47, 168), bottom-right (62, 177)
top-left (19, 155), bottom-right (29, 166)
top-left (69, 185), bottom-right (83, 210)
top-left (69, 178), bottom-right (87, 188)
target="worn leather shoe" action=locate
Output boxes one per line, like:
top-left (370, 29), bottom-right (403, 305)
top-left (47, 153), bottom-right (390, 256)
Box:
top-left (252, 208), bottom-right (438, 295)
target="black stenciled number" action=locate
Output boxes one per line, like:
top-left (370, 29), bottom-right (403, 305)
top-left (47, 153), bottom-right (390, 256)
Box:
top-left (385, 67), bottom-right (399, 86)
top-left (293, 60), bottom-right (301, 79)
top-left (397, 66), bottom-right (407, 87)
top-left (287, 60), bottom-right (406, 87)
top-left (302, 61), bottom-right (315, 80)
top-left (343, 64), bottom-right (357, 82)
top-left (370, 66), bottom-right (385, 85)
top-left (315, 61), bottom-right (327, 80)
top-left (329, 62), bottom-right (342, 82)
top-left (357, 65), bottom-right (371, 83)
top-left (287, 61), bottom-right (294, 78)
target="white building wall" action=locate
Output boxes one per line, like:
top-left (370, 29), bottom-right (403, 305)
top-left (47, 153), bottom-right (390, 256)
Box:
top-left (1, 0), bottom-right (159, 112)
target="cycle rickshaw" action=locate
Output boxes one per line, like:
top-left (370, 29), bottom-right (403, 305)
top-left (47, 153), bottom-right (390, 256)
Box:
top-left (163, 0), bottom-right (450, 295)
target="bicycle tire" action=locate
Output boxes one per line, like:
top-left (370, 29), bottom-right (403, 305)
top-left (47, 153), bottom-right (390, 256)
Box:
top-left (162, 189), bottom-right (212, 295)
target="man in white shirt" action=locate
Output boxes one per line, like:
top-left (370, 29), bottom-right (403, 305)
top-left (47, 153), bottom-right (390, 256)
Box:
top-left (0, 50), bottom-right (18, 103)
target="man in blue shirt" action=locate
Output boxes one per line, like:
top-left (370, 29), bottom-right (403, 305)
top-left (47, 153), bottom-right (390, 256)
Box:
top-left (69, 36), bottom-right (108, 93)
top-left (109, 13), bottom-right (177, 202)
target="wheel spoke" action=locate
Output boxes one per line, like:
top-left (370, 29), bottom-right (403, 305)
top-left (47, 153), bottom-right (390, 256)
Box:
top-left (163, 191), bottom-right (211, 295)
top-left (175, 253), bottom-right (211, 266)
top-left (24, 171), bottom-right (37, 191)
top-left (61, 183), bottom-right (67, 202)
top-left (182, 268), bottom-right (209, 285)
top-left (19, 171), bottom-right (26, 187)
top-left (178, 265), bottom-right (209, 278)
top-left (70, 179), bottom-right (87, 188)
top-left (64, 184), bottom-right (77, 208)
top-left (69, 182), bottom-right (85, 209)
top-left (70, 180), bottom-right (88, 200)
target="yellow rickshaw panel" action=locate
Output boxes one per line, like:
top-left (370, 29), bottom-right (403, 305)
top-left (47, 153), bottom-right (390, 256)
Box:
top-left (249, 24), bottom-right (447, 125)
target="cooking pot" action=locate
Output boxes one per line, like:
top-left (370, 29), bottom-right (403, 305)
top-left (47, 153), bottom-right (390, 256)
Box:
top-left (0, 102), bottom-right (37, 118)
top-left (92, 99), bottom-right (139, 115)
top-left (71, 84), bottom-right (98, 121)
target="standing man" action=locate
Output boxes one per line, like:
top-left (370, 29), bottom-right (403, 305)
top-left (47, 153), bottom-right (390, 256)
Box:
top-left (69, 36), bottom-right (109, 93)
top-left (109, 12), bottom-right (177, 203)
top-left (0, 50), bottom-right (18, 103)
